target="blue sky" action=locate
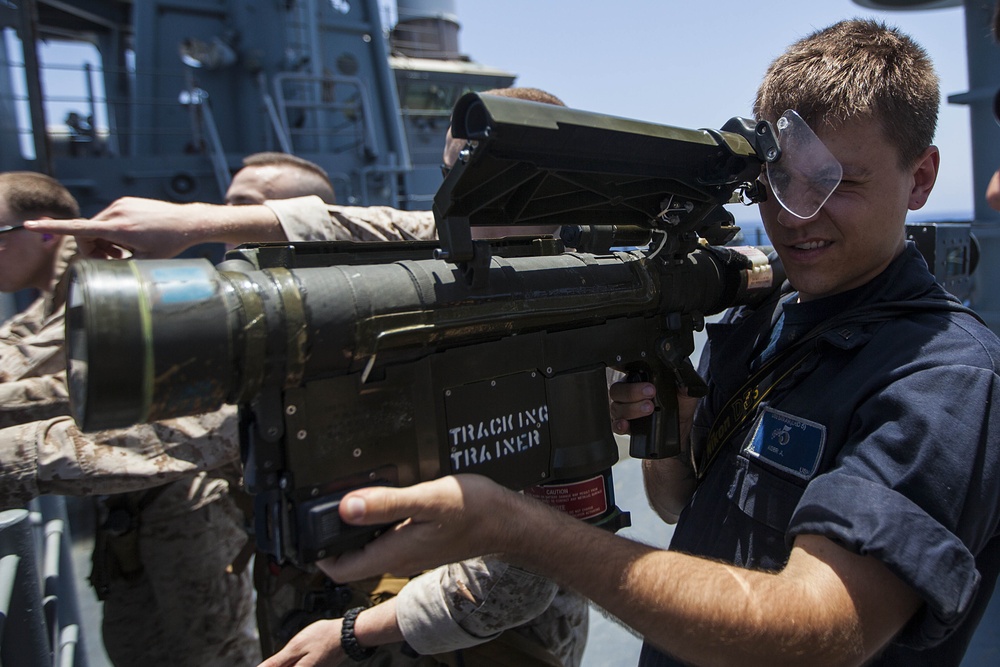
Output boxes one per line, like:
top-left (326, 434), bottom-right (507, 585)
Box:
top-left (18, 0), bottom-right (983, 226)
top-left (451, 0), bottom-right (977, 225)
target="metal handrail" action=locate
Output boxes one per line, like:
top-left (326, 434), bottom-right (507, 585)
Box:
top-left (179, 87), bottom-right (232, 196)
top-left (0, 500), bottom-right (88, 667)
top-left (0, 508), bottom-right (51, 665)
top-left (272, 71), bottom-right (380, 158)
top-left (0, 553), bottom-right (21, 638)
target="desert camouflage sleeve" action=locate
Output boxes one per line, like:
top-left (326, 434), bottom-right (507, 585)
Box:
top-left (0, 371), bottom-right (71, 428)
top-left (0, 304), bottom-right (66, 382)
top-left (0, 407), bottom-right (240, 510)
top-left (394, 556), bottom-right (588, 665)
top-left (264, 195), bottom-right (437, 242)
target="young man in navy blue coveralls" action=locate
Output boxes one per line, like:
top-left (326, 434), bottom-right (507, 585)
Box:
top-left (315, 19), bottom-right (1000, 667)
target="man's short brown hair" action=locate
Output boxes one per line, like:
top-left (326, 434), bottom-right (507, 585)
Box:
top-left (754, 19), bottom-right (939, 168)
top-left (236, 152), bottom-right (337, 204)
top-left (240, 152), bottom-right (334, 184)
top-left (480, 87), bottom-right (565, 107)
top-left (0, 171), bottom-right (80, 220)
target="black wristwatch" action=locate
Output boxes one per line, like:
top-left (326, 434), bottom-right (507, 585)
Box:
top-left (340, 606), bottom-right (376, 662)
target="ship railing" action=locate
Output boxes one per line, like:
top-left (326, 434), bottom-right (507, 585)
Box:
top-left (272, 71), bottom-right (380, 159)
top-left (257, 72), bottom-right (293, 154)
top-left (178, 85), bottom-right (232, 196)
top-left (0, 496), bottom-right (88, 667)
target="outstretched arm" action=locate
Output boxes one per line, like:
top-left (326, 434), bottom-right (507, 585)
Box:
top-left (321, 476), bottom-right (921, 667)
top-left (24, 197), bottom-right (287, 259)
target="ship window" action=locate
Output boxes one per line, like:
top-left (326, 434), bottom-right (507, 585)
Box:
top-left (2, 27), bottom-right (33, 159)
top-left (398, 81), bottom-right (453, 112)
top-left (397, 81), bottom-right (502, 115)
top-left (39, 40), bottom-right (110, 157)
top-left (1, 32), bottom-right (109, 160)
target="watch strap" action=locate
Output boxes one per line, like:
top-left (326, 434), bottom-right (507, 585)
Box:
top-left (340, 606), bottom-right (376, 662)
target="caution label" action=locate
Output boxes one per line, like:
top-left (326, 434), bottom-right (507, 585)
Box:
top-left (524, 475), bottom-right (608, 521)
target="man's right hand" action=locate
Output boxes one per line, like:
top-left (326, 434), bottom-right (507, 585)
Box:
top-left (608, 380), bottom-right (657, 436)
top-left (317, 475), bottom-right (530, 584)
top-left (25, 197), bottom-right (212, 259)
top-left (609, 380), bottom-right (700, 521)
top-left (24, 196), bottom-right (286, 260)
top-left (609, 381), bottom-right (700, 440)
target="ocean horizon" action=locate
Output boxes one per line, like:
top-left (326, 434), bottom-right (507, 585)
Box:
top-left (729, 207), bottom-right (978, 246)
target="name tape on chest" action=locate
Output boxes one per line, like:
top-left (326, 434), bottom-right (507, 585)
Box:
top-left (742, 406), bottom-right (825, 479)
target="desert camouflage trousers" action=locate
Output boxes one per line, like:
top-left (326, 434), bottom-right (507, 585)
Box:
top-left (96, 481), bottom-right (260, 667)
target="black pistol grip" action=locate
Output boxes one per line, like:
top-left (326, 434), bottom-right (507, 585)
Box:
top-left (625, 369), bottom-right (681, 460)
top-left (676, 357), bottom-right (709, 398)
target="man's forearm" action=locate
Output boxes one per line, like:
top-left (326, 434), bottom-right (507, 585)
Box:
top-left (327, 471), bottom-right (916, 664)
top-left (642, 457), bottom-right (697, 524)
top-left (492, 490), bottom-right (901, 667)
top-left (195, 202), bottom-right (288, 246)
top-left (354, 596), bottom-right (407, 648)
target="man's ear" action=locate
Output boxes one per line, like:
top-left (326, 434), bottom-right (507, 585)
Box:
top-left (33, 216), bottom-right (60, 245)
top-left (908, 145), bottom-right (940, 211)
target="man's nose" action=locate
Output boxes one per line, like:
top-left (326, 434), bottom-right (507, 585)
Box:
top-left (774, 204), bottom-right (820, 228)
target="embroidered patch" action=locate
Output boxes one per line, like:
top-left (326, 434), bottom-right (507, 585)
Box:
top-left (742, 406), bottom-right (825, 479)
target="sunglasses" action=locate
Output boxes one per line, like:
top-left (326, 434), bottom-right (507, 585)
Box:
top-left (0, 224), bottom-right (25, 235)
